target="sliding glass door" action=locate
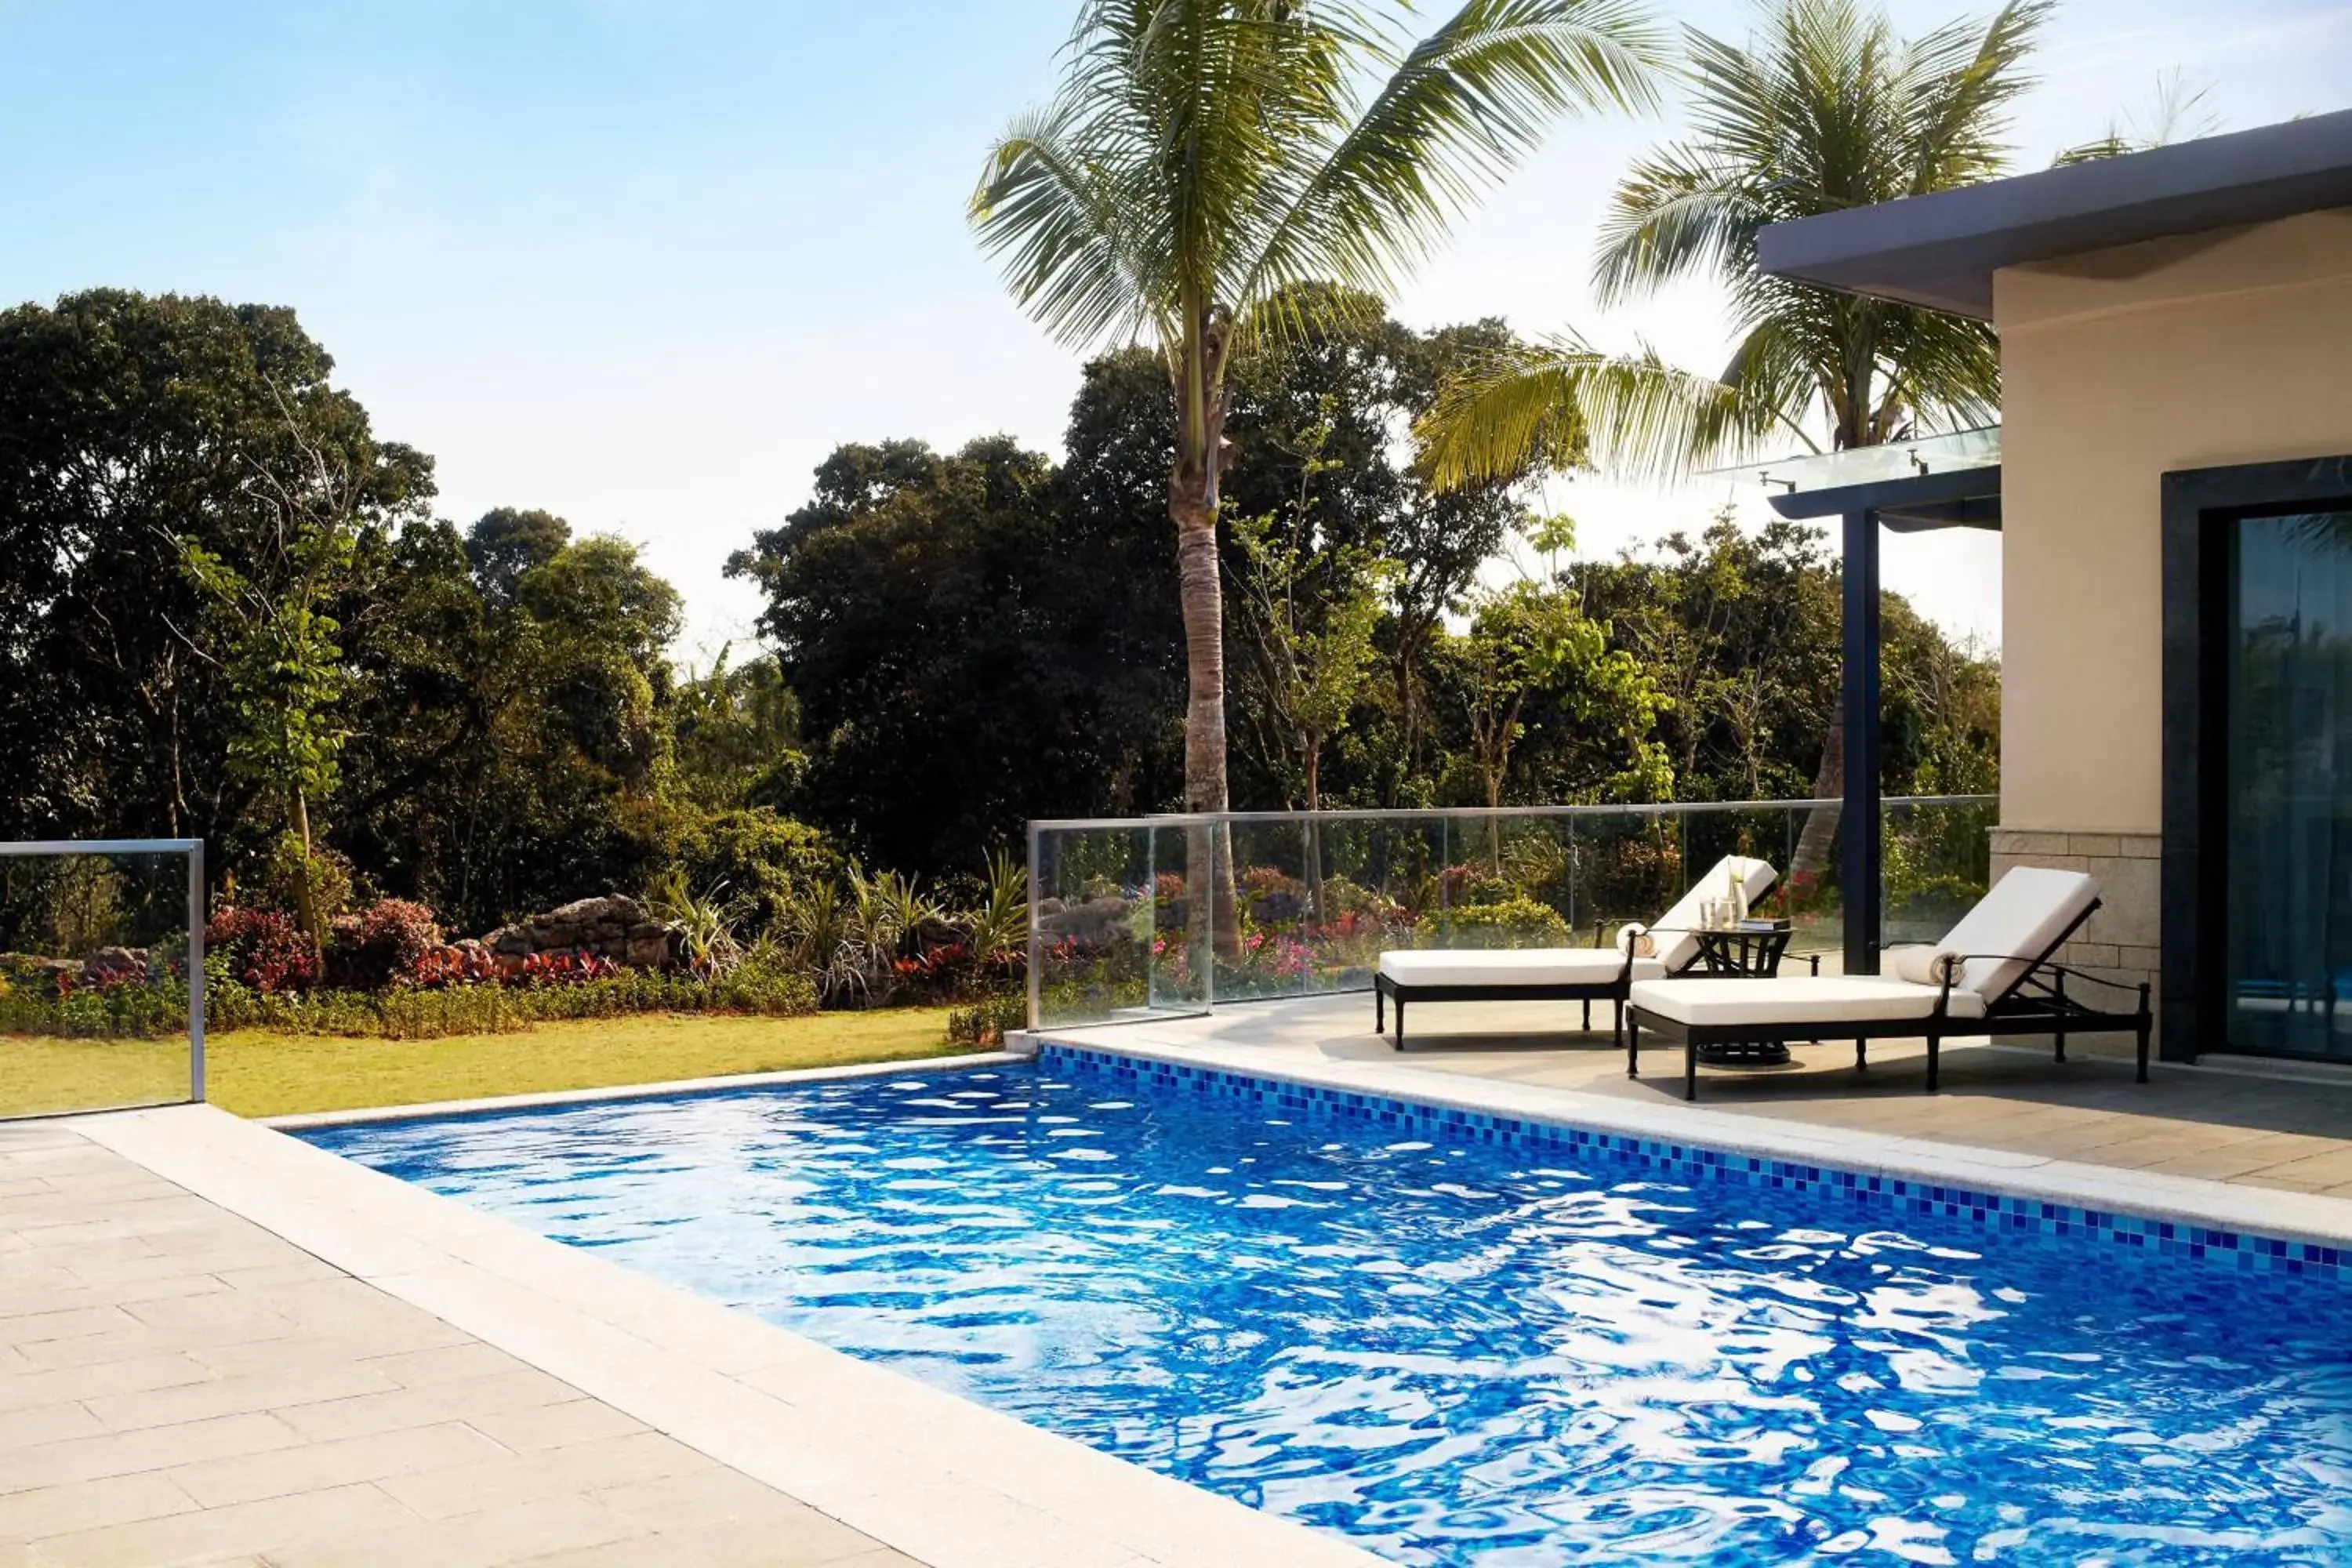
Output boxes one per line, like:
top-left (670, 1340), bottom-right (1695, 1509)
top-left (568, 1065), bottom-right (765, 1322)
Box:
top-left (2226, 508), bottom-right (2352, 1058)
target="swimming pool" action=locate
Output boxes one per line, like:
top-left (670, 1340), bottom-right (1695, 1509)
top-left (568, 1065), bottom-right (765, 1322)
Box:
top-left (303, 1049), bottom-right (2352, 1566)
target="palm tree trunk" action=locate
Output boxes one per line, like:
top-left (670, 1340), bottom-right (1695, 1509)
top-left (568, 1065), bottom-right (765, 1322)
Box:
top-left (1791, 669), bottom-right (1843, 896)
top-left (1174, 493), bottom-right (1229, 819)
top-left (1172, 494), bottom-right (1234, 965)
top-left (1173, 305), bottom-right (1238, 964)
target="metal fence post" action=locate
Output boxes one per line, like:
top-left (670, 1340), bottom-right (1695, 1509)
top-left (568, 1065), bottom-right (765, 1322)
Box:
top-left (1025, 822), bottom-right (1042, 1033)
top-left (187, 840), bottom-right (205, 1103)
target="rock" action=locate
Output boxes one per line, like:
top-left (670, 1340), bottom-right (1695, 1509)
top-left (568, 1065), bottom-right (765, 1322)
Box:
top-left (83, 947), bottom-right (151, 985)
top-left (1038, 895), bottom-right (1132, 946)
top-left (470, 895), bottom-right (673, 971)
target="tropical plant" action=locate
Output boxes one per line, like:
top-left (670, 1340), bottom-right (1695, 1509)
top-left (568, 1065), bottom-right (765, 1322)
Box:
top-left (970, 0), bottom-right (1670, 816)
top-left (2054, 67), bottom-right (2221, 165)
top-left (962, 850), bottom-right (1031, 975)
top-left (776, 882), bottom-right (867, 1006)
top-left (646, 869), bottom-right (750, 978)
top-left (1422, 0), bottom-right (2039, 485)
top-left (1421, 0), bottom-right (2042, 879)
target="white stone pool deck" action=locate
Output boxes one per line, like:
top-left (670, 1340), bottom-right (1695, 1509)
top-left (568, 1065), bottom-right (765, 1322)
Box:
top-left (8, 1007), bottom-right (2352, 1567)
top-left (4, 1061), bottom-right (1385, 1568)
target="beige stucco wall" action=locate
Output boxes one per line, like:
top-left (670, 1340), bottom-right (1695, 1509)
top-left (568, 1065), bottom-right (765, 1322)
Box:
top-left (1994, 205), bottom-right (2352, 833)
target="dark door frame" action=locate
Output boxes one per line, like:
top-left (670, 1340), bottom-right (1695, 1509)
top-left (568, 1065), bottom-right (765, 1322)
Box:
top-left (2160, 454), bottom-right (2352, 1062)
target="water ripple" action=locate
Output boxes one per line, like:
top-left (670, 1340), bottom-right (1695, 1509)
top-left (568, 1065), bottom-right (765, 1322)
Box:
top-left (308, 1065), bottom-right (2352, 1567)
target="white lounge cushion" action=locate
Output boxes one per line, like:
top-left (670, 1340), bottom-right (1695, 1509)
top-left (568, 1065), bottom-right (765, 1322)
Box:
top-left (1650, 855), bottom-right (1777, 973)
top-left (1381, 948), bottom-right (1664, 988)
top-left (1630, 975), bottom-right (1987, 1026)
top-left (1939, 866), bottom-right (2100, 1003)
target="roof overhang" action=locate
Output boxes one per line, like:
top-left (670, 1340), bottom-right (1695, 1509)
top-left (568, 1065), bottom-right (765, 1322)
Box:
top-left (1766, 463), bottom-right (2002, 532)
top-left (1756, 109), bottom-right (2352, 320)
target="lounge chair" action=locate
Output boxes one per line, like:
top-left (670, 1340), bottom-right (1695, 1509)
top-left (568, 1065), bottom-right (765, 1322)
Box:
top-left (1625, 866), bottom-right (2153, 1100)
top-left (1374, 855), bottom-right (1776, 1051)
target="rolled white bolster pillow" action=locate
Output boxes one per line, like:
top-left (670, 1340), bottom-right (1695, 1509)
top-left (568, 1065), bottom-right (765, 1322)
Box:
top-left (1614, 922), bottom-right (1656, 958)
top-left (1888, 945), bottom-right (1965, 986)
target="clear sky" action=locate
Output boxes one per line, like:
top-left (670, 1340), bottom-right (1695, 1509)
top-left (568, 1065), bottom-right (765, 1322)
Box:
top-left (2, 0), bottom-right (2344, 659)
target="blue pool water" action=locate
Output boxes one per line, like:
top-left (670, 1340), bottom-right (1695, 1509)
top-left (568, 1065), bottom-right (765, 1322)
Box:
top-left (304, 1056), bottom-right (2352, 1566)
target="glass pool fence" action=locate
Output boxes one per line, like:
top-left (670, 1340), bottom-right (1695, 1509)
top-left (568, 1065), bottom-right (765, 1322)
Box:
top-left (1026, 797), bottom-right (1997, 1030)
top-left (1, 839), bottom-right (205, 1119)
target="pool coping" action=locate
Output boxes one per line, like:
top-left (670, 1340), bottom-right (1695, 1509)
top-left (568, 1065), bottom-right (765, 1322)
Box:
top-left (259, 1049), bottom-right (1024, 1130)
top-left (73, 1083), bottom-right (1388, 1568)
top-left (1011, 1027), bottom-right (2352, 1253)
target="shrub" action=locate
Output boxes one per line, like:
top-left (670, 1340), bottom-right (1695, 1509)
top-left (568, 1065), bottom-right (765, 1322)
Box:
top-left (325, 898), bottom-right (445, 989)
top-left (1446, 897), bottom-right (1572, 947)
top-left (666, 808), bottom-right (840, 935)
top-left (946, 995), bottom-right (1025, 1048)
top-left (205, 908), bottom-right (320, 994)
top-left (201, 960), bottom-right (818, 1040)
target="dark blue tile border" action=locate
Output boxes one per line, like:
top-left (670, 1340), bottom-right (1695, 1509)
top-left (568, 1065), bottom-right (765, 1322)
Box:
top-left (1035, 1044), bottom-right (2351, 1289)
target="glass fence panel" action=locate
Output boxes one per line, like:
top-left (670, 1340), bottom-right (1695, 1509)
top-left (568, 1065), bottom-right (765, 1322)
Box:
top-left (1145, 822), bottom-right (1210, 1014)
top-left (1033, 826), bottom-right (1154, 1029)
top-left (1299, 816), bottom-right (1446, 993)
top-left (1, 847), bottom-right (197, 1118)
top-left (1570, 812), bottom-right (1685, 941)
top-left (1883, 797), bottom-right (1996, 950)
top-left (1028, 796), bottom-right (1995, 1026)
top-left (1215, 818), bottom-right (1312, 1002)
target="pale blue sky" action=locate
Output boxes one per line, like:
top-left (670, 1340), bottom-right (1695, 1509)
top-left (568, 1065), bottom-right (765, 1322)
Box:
top-left (2, 0), bottom-right (2345, 655)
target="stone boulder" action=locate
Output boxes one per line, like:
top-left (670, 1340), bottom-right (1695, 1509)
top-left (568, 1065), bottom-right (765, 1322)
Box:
top-left (1036, 895), bottom-right (1133, 949)
top-left (477, 895), bottom-right (679, 970)
top-left (83, 947), bottom-right (151, 986)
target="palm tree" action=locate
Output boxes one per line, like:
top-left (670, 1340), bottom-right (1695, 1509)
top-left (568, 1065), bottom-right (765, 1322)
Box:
top-left (970, 0), bottom-right (1670, 819)
top-left (1419, 0), bottom-right (2045, 880)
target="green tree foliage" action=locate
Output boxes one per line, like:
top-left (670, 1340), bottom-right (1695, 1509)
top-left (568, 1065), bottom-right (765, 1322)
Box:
top-left (725, 435), bottom-right (1188, 876)
top-left (971, 0), bottom-right (1671, 822)
top-left (0, 289), bottom-right (433, 858)
top-left (332, 513), bottom-right (700, 932)
top-left (0, 284), bottom-right (1999, 948)
top-left (1566, 516), bottom-right (1998, 803)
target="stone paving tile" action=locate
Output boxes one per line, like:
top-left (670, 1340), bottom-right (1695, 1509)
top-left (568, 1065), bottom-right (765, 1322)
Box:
top-left (0, 1410), bottom-right (299, 1494)
top-left (0, 1468), bottom-right (197, 1541)
top-left (169, 1420), bottom-right (513, 1509)
top-left (461, 1397), bottom-right (646, 1454)
top-left (0, 1400), bottom-right (105, 1455)
top-left (379, 1430), bottom-right (713, 1521)
top-left (261, 1495), bottom-right (648, 1568)
top-left (275, 1367), bottom-right (583, 1444)
top-left (0, 1134), bottom-right (928, 1568)
top-left (20, 1479), bottom-right (419, 1568)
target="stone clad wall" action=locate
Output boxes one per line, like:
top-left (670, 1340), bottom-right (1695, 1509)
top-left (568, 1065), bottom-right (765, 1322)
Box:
top-left (1987, 827), bottom-right (2161, 1047)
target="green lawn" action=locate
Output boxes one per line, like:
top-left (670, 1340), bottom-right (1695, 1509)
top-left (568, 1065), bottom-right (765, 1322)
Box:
top-left (2, 1007), bottom-right (971, 1121)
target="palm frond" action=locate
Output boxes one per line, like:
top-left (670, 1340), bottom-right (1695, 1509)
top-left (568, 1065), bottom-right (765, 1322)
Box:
top-left (970, 103), bottom-right (1163, 347)
top-left (1417, 334), bottom-right (1775, 489)
top-left (1244, 0), bottom-right (1673, 311)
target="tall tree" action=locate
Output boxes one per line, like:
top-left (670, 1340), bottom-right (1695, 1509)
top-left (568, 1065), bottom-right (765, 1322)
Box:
top-left (969, 0), bottom-right (1668, 819)
top-left (1421, 0), bottom-right (2041, 875)
top-left (0, 289), bottom-right (432, 869)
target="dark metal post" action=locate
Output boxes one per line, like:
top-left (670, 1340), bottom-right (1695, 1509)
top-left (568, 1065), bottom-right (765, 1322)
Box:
top-left (1843, 508), bottom-right (1883, 976)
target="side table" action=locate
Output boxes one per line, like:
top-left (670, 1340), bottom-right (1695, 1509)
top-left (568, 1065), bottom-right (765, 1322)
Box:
top-left (1686, 926), bottom-right (1820, 1065)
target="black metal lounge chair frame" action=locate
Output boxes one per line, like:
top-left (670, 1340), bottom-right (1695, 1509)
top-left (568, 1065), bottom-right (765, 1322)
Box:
top-left (1625, 899), bottom-right (2154, 1101)
top-left (1375, 922), bottom-right (1817, 1053)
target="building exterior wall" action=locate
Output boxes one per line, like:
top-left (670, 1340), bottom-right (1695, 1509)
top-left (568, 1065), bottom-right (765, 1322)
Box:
top-left (1993, 208), bottom-right (2352, 1044)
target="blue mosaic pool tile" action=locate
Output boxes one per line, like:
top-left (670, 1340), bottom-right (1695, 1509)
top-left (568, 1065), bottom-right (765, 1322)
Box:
top-left (1034, 1043), bottom-right (2351, 1289)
